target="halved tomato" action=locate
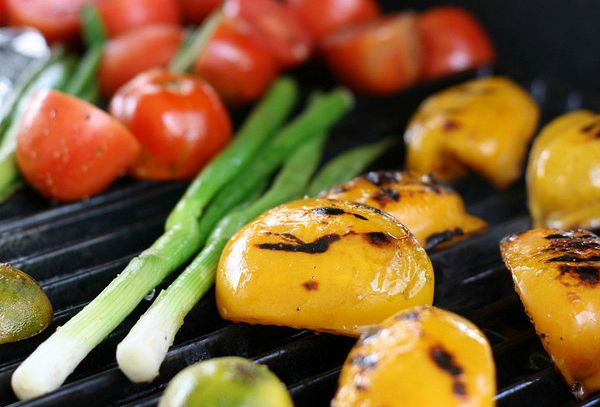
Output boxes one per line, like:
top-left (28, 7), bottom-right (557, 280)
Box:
top-left (223, 0), bottom-right (313, 68)
top-left (177, 0), bottom-right (221, 24)
top-left (194, 23), bottom-right (279, 105)
top-left (97, 0), bottom-right (181, 37)
top-left (287, 0), bottom-right (380, 42)
top-left (418, 6), bottom-right (495, 80)
top-left (16, 90), bottom-right (140, 201)
top-left (6, 0), bottom-right (90, 43)
top-left (110, 69), bottom-right (232, 180)
top-left (99, 24), bottom-right (184, 98)
top-left (322, 13), bottom-right (422, 94)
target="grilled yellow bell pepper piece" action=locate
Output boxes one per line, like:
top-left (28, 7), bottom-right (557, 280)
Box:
top-left (321, 171), bottom-right (487, 250)
top-left (332, 306), bottom-right (496, 407)
top-left (405, 76), bottom-right (539, 189)
top-left (527, 110), bottom-right (600, 229)
top-left (216, 198), bottom-right (434, 337)
top-left (500, 228), bottom-right (600, 400)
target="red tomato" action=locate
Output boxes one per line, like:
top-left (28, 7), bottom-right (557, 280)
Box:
top-left (177, 0), bottom-right (220, 24)
top-left (418, 6), bottom-right (495, 80)
top-left (287, 0), bottom-right (379, 42)
top-left (99, 24), bottom-right (184, 98)
top-left (321, 13), bottom-right (422, 95)
top-left (97, 0), bottom-right (181, 38)
top-left (223, 0), bottom-right (313, 68)
top-left (16, 90), bottom-right (140, 201)
top-left (110, 69), bottom-right (232, 180)
top-left (194, 23), bottom-right (279, 105)
top-left (0, 0), bottom-right (8, 25)
top-left (6, 0), bottom-right (90, 43)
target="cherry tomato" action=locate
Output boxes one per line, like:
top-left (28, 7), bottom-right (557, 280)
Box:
top-left (223, 0), bottom-right (313, 68)
top-left (177, 0), bottom-right (220, 24)
top-left (321, 13), bottom-right (422, 95)
top-left (97, 0), bottom-right (181, 38)
top-left (99, 24), bottom-right (184, 98)
top-left (418, 6), bottom-right (495, 81)
top-left (194, 23), bottom-right (279, 105)
top-left (6, 0), bottom-right (90, 43)
top-left (287, 0), bottom-right (379, 42)
top-left (16, 90), bottom-right (140, 201)
top-left (110, 69), bottom-right (232, 180)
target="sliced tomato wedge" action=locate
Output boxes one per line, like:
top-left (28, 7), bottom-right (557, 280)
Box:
top-left (6, 0), bottom-right (90, 43)
top-left (418, 6), bottom-right (496, 80)
top-left (16, 90), bottom-right (140, 201)
top-left (177, 0), bottom-right (221, 24)
top-left (223, 0), bottom-right (313, 68)
top-left (194, 23), bottom-right (279, 105)
top-left (99, 24), bottom-right (184, 98)
top-left (97, 0), bottom-right (181, 37)
top-left (322, 13), bottom-right (422, 95)
top-left (110, 69), bottom-right (232, 180)
top-left (287, 0), bottom-right (380, 42)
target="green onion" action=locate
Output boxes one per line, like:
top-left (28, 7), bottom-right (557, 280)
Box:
top-left (169, 11), bottom-right (223, 74)
top-left (10, 78), bottom-right (299, 401)
top-left (117, 132), bottom-right (329, 383)
top-left (306, 137), bottom-right (396, 197)
top-left (64, 4), bottom-right (106, 101)
top-left (195, 88), bottom-right (354, 245)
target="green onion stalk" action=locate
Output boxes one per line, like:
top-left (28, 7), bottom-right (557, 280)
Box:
top-left (11, 78), bottom-right (298, 400)
top-left (117, 132), bottom-right (330, 382)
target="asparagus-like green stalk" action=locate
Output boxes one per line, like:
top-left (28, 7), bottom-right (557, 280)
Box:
top-left (306, 137), bottom-right (397, 197)
top-left (195, 89), bottom-right (353, 244)
top-left (169, 11), bottom-right (223, 74)
top-left (0, 54), bottom-right (76, 202)
top-left (63, 4), bottom-right (106, 101)
top-left (11, 79), bottom-right (298, 401)
top-left (117, 133), bottom-right (329, 383)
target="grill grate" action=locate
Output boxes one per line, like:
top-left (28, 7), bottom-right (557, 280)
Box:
top-left (1, 70), bottom-right (600, 407)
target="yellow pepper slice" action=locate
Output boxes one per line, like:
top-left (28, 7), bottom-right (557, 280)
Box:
top-left (321, 171), bottom-right (487, 250)
top-left (527, 110), bottom-right (600, 229)
top-left (216, 198), bottom-right (434, 336)
top-left (332, 305), bottom-right (496, 407)
top-left (405, 76), bottom-right (539, 189)
top-left (501, 228), bottom-right (600, 399)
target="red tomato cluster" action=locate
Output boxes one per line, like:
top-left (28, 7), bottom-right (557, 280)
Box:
top-left (4, 0), bottom-right (496, 202)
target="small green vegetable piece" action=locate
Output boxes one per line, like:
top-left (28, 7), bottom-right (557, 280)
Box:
top-left (0, 264), bottom-right (52, 344)
top-left (117, 133), bottom-right (329, 382)
top-left (11, 78), bottom-right (299, 401)
top-left (159, 357), bottom-right (293, 407)
top-left (306, 136), bottom-right (396, 197)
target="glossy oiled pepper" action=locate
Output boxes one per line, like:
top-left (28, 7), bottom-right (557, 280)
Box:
top-left (405, 76), bottom-right (539, 189)
top-left (500, 228), bottom-right (600, 400)
top-left (216, 198), bottom-right (434, 336)
top-left (321, 171), bottom-right (487, 250)
top-left (332, 306), bottom-right (496, 407)
top-left (527, 110), bottom-right (600, 229)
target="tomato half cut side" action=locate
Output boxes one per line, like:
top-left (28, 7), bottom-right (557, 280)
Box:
top-left (110, 69), bottom-right (232, 180)
top-left (322, 13), bottom-right (422, 95)
top-left (6, 0), bottom-right (89, 43)
top-left (98, 0), bottom-right (181, 38)
top-left (418, 6), bottom-right (496, 81)
top-left (286, 0), bottom-right (380, 42)
top-left (99, 24), bottom-right (184, 98)
top-left (223, 0), bottom-right (313, 68)
top-left (16, 90), bottom-right (140, 201)
top-left (194, 23), bottom-right (279, 105)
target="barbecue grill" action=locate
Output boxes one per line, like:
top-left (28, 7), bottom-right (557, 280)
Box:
top-left (1, 0), bottom-right (600, 406)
